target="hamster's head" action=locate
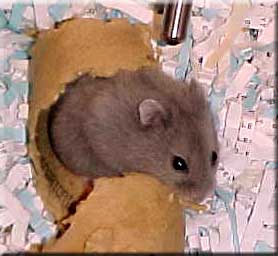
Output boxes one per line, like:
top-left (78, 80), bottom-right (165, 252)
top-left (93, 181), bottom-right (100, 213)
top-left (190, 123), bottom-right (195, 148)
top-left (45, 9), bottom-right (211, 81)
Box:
top-left (135, 78), bottom-right (219, 203)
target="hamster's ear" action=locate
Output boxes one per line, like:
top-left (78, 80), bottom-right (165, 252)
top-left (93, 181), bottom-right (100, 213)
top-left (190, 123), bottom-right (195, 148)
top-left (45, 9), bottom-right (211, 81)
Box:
top-left (138, 99), bottom-right (167, 127)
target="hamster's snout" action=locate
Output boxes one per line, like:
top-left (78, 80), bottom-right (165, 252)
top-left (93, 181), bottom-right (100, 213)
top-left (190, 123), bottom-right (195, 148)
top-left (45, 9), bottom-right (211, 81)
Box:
top-left (176, 171), bottom-right (216, 203)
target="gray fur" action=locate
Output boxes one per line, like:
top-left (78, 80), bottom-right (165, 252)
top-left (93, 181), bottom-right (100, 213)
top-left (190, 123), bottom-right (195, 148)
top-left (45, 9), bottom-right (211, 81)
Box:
top-left (48, 68), bottom-right (219, 202)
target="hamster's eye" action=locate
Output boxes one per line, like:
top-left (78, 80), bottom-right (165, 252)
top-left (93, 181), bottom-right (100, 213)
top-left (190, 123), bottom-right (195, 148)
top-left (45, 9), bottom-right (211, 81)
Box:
top-left (211, 151), bottom-right (218, 166)
top-left (173, 156), bottom-right (189, 173)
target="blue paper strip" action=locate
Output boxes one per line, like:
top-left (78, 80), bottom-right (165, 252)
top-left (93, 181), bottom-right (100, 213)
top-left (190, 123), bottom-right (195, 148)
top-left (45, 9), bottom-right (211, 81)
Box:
top-left (208, 87), bottom-right (226, 112)
top-left (17, 189), bottom-right (35, 210)
top-left (263, 106), bottom-right (276, 119)
top-left (0, 10), bottom-right (8, 29)
top-left (265, 161), bottom-right (278, 169)
top-left (48, 2), bottom-right (70, 22)
top-left (0, 58), bottom-right (10, 73)
top-left (243, 86), bottom-right (258, 110)
top-left (8, 3), bottom-right (29, 32)
top-left (0, 81), bottom-right (29, 108)
top-left (0, 127), bottom-right (26, 143)
top-left (175, 24), bottom-right (193, 80)
top-left (254, 240), bottom-right (274, 252)
top-left (29, 211), bottom-right (57, 239)
top-left (202, 8), bottom-right (219, 21)
top-left (215, 188), bottom-right (240, 252)
top-left (11, 50), bottom-right (29, 60)
top-left (17, 189), bottom-right (55, 238)
top-left (110, 9), bottom-right (123, 19)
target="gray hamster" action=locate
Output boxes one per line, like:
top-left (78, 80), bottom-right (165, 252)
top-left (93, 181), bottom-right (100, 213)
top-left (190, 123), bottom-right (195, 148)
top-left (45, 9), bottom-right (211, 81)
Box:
top-left (48, 68), bottom-right (219, 202)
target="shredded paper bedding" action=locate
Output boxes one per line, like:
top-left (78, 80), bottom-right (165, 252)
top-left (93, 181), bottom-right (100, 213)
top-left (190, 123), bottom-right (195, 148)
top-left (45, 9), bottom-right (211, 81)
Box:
top-left (0, 0), bottom-right (276, 253)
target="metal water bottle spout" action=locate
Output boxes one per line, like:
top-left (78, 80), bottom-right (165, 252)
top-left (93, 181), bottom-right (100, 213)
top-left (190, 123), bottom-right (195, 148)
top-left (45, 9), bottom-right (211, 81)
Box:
top-left (161, 0), bottom-right (193, 45)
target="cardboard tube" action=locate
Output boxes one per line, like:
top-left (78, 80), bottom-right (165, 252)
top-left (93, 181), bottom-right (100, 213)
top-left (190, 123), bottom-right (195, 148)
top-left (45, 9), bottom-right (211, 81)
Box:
top-left (28, 18), bottom-right (185, 252)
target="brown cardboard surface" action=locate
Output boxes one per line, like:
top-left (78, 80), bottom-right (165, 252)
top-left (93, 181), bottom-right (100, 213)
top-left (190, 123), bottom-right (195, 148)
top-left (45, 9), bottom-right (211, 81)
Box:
top-left (41, 173), bottom-right (185, 253)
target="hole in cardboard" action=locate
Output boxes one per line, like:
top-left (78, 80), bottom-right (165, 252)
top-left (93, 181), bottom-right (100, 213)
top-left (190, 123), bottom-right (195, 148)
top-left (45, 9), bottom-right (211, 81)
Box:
top-left (34, 105), bottom-right (94, 220)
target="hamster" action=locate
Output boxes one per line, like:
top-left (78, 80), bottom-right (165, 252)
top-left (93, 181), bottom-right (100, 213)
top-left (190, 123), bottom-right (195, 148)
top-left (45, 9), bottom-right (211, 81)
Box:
top-left (48, 68), bottom-right (219, 202)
